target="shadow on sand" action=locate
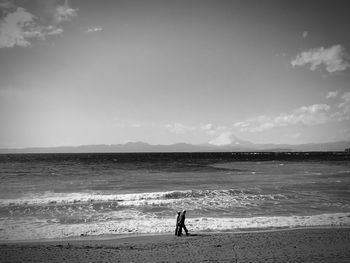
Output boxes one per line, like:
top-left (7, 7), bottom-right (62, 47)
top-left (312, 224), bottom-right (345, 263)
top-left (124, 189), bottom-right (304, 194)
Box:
top-left (183, 233), bottom-right (211, 237)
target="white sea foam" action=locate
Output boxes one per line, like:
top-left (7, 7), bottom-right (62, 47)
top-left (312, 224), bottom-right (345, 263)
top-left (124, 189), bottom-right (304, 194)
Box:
top-left (1, 213), bottom-right (349, 241)
top-left (0, 189), bottom-right (287, 208)
top-left (0, 191), bottom-right (173, 207)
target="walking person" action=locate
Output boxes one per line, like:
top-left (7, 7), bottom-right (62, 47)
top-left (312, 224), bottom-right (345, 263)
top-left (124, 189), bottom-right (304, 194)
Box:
top-left (175, 211), bottom-right (181, 236)
top-left (177, 210), bottom-right (189, 236)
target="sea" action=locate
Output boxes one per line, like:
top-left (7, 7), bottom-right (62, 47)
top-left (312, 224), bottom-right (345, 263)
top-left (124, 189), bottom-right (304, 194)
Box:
top-left (0, 152), bottom-right (350, 241)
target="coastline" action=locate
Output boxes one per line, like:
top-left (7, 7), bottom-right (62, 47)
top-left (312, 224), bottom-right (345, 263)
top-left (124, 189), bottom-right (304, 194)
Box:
top-left (2, 225), bottom-right (350, 244)
top-left (2, 212), bottom-right (349, 241)
top-left (1, 227), bottom-right (350, 262)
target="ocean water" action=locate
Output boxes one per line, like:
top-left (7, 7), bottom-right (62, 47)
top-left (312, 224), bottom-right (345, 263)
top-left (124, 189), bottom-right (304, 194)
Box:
top-left (0, 152), bottom-right (350, 241)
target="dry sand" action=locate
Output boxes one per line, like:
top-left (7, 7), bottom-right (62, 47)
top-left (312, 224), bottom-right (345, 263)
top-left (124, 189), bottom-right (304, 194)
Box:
top-left (1, 227), bottom-right (350, 262)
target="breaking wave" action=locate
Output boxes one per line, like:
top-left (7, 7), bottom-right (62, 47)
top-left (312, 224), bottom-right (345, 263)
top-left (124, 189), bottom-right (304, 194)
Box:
top-left (0, 189), bottom-right (287, 207)
top-left (1, 213), bottom-right (349, 241)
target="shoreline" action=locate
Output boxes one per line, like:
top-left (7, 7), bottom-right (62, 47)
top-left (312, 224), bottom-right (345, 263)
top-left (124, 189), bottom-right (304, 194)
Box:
top-left (2, 211), bottom-right (349, 243)
top-left (2, 225), bottom-right (350, 244)
top-left (1, 227), bottom-right (350, 262)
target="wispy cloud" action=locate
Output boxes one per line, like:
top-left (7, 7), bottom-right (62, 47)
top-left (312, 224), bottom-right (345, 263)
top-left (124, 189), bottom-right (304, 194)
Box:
top-left (201, 123), bottom-right (213, 130)
top-left (86, 27), bottom-right (103, 33)
top-left (54, 0), bottom-right (78, 23)
top-left (0, 1), bottom-right (77, 48)
top-left (326, 90), bottom-right (339, 99)
top-left (291, 45), bottom-right (350, 73)
top-left (200, 123), bottom-right (228, 136)
top-left (165, 123), bottom-right (195, 134)
top-left (44, 26), bottom-right (63, 36)
top-left (112, 116), bottom-right (144, 128)
top-left (234, 104), bottom-right (333, 132)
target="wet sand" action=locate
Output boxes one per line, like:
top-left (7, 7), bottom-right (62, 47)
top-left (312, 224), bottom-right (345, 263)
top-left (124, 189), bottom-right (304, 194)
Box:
top-left (1, 227), bottom-right (350, 262)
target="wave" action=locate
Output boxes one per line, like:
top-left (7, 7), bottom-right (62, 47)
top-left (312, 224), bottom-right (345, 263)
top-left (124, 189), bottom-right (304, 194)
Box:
top-left (1, 213), bottom-right (349, 241)
top-left (0, 189), bottom-right (287, 207)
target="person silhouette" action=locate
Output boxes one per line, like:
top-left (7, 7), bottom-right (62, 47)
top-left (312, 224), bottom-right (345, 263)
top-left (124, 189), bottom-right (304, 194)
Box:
top-left (175, 211), bottom-right (181, 236)
top-left (177, 210), bottom-right (189, 236)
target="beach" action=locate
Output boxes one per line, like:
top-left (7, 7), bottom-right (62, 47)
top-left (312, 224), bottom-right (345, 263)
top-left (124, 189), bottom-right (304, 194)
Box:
top-left (1, 227), bottom-right (350, 262)
top-left (1, 153), bottom-right (350, 262)
top-left (1, 154), bottom-right (350, 241)
top-left (2, 0), bottom-right (350, 261)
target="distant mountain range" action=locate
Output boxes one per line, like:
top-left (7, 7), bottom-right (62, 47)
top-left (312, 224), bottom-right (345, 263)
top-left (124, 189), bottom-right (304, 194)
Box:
top-left (1, 139), bottom-right (350, 153)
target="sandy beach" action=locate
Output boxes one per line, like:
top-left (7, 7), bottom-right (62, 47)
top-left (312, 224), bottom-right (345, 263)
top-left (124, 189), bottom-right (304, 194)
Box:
top-left (1, 227), bottom-right (350, 263)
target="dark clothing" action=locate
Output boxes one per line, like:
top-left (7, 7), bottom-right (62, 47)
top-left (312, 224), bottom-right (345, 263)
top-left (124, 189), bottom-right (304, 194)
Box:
top-left (176, 211), bottom-right (188, 236)
top-left (175, 212), bottom-right (180, 236)
top-left (177, 223), bottom-right (188, 236)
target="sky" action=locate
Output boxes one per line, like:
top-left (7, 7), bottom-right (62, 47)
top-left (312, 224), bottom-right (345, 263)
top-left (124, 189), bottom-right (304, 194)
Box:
top-left (0, 0), bottom-right (350, 148)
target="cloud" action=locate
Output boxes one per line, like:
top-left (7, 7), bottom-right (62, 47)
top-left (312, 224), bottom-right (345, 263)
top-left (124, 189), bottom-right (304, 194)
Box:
top-left (0, 7), bottom-right (37, 47)
top-left (302, 31), bottom-right (308, 38)
top-left (200, 123), bottom-right (213, 130)
top-left (200, 123), bottom-right (229, 136)
top-left (165, 123), bottom-right (195, 134)
top-left (204, 124), bottom-right (248, 146)
top-left (131, 123), bottom-right (142, 128)
top-left (326, 90), bottom-right (339, 99)
top-left (86, 27), bottom-right (103, 33)
top-left (44, 26), bottom-right (63, 36)
top-left (297, 104), bottom-right (331, 114)
top-left (208, 132), bottom-right (247, 146)
top-left (208, 132), bottom-right (234, 146)
top-left (54, 0), bottom-right (78, 23)
top-left (234, 104), bottom-right (332, 132)
top-left (112, 116), bottom-right (144, 128)
top-left (291, 45), bottom-right (350, 73)
top-left (0, 1), bottom-right (77, 48)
